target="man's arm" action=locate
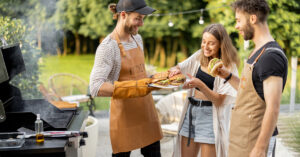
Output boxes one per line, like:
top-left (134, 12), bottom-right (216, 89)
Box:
top-left (250, 76), bottom-right (282, 157)
top-left (97, 82), bottom-right (114, 97)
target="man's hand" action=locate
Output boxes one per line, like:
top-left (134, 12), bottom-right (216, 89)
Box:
top-left (217, 66), bottom-right (231, 79)
top-left (112, 78), bottom-right (158, 99)
top-left (249, 147), bottom-right (266, 157)
top-left (216, 66), bottom-right (240, 90)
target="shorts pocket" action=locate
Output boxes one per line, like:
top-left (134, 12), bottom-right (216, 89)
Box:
top-left (201, 106), bottom-right (213, 116)
top-left (229, 110), bottom-right (250, 148)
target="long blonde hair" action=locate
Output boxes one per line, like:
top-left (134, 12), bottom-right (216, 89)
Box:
top-left (199, 23), bottom-right (240, 68)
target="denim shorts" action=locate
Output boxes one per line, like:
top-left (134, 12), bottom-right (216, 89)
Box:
top-left (179, 102), bottom-right (215, 144)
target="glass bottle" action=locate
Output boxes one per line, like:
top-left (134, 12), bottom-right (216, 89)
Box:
top-left (35, 114), bottom-right (44, 143)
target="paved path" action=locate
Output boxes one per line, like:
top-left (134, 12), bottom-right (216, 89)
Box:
top-left (94, 104), bottom-right (300, 157)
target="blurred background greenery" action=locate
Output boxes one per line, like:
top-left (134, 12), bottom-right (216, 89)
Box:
top-left (0, 0), bottom-right (299, 107)
top-left (0, 0), bottom-right (299, 153)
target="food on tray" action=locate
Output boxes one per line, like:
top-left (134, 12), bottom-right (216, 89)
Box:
top-left (208, 58), bottom-right (223, 77)
top-left (152, 71), bottom-right (169, 80)
top-left (152, 79), bottom-right (171, 86)
top-left (151, 71), bottom-right (169, 86)
top-left (169, 74), bottom-right (186, 86)
top-left (151, 71), bottom-right (186, 87)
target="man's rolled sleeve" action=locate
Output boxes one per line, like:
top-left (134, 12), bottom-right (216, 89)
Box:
top-left (89, 43), bottom-right (115, 97)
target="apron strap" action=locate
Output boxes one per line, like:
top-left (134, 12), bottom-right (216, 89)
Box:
top-left (131, 35), bottom-right (141, 51)
top-left (113, 30), bottom-right (126, 57)
top-left (251, 47), bottom-right (266, 67)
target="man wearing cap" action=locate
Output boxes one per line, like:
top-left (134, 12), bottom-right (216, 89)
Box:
top-left (89, 0), bottom-right (163, 156)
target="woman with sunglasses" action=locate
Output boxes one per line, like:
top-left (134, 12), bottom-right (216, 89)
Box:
top-left (169, 24), bottom-right (239, 157)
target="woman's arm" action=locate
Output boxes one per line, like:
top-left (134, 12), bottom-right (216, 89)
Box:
top-left (183, 73), bottom-right (226, 107)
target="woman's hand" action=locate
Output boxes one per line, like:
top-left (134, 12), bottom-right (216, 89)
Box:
top-left (168, 66), bottom-right (181, 78)
top-left (182, 73), bottom-right (204, 89)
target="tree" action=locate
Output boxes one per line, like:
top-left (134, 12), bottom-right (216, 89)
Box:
top-left (78, 0), bottom-right (113, 39)
top-left (78, 0), bottom-right (113, 53)
top-left (205, 0), bottom-right (300, 58)
top-left (0, 0), bottom-right (61, 55)
top-left (141, 0), bottom-right (208, 67)
top-left (54, 0), bottom-right (83, 55)
top-left (268, 0), bottom-right (300, 57)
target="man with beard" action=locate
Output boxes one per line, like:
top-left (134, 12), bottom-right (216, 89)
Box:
top-left (89, 0), bottom-right (163, 156)
top-left (216, 0), bottom-right (288, 157)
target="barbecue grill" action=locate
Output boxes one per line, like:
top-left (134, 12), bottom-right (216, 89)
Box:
top-left (0, 43), bottom-right (88, 157)
top-left (0, 43), bottom-right (76, 132)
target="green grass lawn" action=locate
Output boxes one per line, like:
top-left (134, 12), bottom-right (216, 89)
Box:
top-left (39, 54), bottom-right (95, 86)
top-left (39, 54), bottom-right (300, 111)
top-left (39, 54), bottom-right (110, 110)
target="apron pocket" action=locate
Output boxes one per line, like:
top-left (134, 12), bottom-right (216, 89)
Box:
top-left (229, 110), bottom-right (251, 148)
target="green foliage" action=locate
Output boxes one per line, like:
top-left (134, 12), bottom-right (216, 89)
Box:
top-left (39, 54), bottom-right (111, 110)
top-left (54, 0), bottom-right (81, 33)
top-left (0, 0), bottom-right (33, 19)
top-left (0, 16), bottom-right (42, 99)
top-left (55, 0), bottom-right (113, 38)
top-left (78, 0), bottom-right (113, 39)
top-left (206, 0), bottom-right (300, 58)
top-left (0, 0), bottom-right (61, 54)
top-left (141, 0), bottom-right (207, 38)
top-left (268, 0), bottom-right (300, 57)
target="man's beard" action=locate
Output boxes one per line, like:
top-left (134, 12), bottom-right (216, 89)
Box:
top-left (124, 19), bottom-right (138, 35)
top-left (242, 21), bottom-right (254, 40)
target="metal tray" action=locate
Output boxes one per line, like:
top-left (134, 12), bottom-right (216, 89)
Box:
top-left (148, 84), bottom-right (181, 89)
top-left (0, 132), bottom-right (25, 149)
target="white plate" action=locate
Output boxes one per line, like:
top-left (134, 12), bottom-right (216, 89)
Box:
top-left (148, 84), bottom-right (180, 89)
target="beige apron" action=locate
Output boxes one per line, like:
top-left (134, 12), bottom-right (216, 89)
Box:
top-left (229, 48), bottom-right (267, 157)
top-left (110, 31), bottom-right (163, 154)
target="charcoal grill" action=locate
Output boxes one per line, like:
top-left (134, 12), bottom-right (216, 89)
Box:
top-left (0, 43), bottom-right (88, 157)
top-left (0, 43), bottom-right (76, 132)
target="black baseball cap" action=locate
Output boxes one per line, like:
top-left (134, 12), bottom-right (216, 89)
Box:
top-left (116, 0), bottom-right (156, 15)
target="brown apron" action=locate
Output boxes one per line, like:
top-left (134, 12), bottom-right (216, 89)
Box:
top-left (229, 48), bottom-right (268, 157)
top-left (110, 31), bottom-right (163, 153)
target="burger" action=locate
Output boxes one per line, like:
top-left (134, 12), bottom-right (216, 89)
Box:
top-left (151, 71), bottom-right (170, 86)
top-left (169, 74), bottom-right (186, 86)
top-left (152, 71), bottom-right (169, 80)
top-left (152, 79), bottom-right (171, 86)
top-left (208, 58), bottom-right (223, 77)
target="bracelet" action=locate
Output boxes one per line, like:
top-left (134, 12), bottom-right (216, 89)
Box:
top-left (224, 73), bottom-right (232, 84)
